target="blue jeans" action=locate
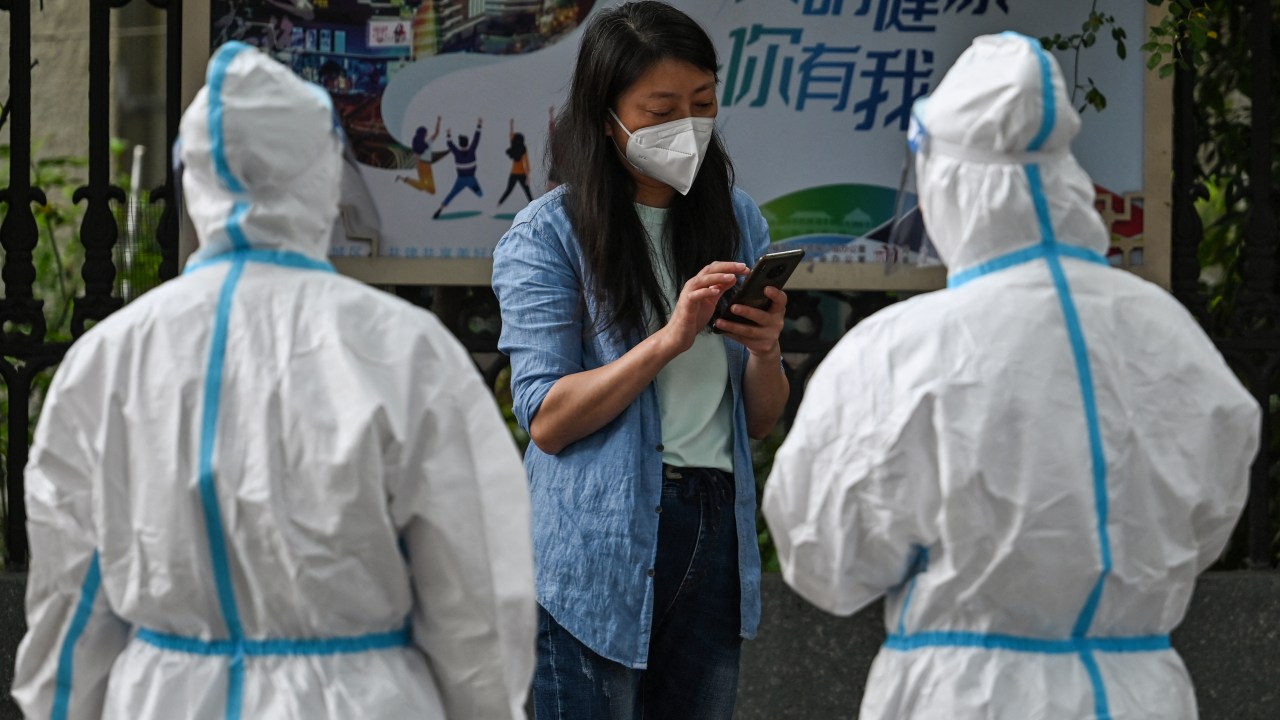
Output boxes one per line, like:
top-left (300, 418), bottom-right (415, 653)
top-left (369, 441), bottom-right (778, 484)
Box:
top-left (533, 467), bottom-right (743, 720)
top-left (441, 173), bottom-right (482, 205)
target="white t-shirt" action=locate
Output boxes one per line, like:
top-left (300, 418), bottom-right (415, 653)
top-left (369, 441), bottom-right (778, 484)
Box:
top-left (636, 203), bottom-right (734, 471)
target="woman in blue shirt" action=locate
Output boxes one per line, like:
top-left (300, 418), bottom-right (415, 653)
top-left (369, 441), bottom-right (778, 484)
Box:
top-left (492, 2), bottom-right (789, 718)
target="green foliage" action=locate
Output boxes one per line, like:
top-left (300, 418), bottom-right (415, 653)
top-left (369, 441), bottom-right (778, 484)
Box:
top-left (1195, 176), bottom-right (1246, 313)
top-left (752, 427), bottom-right (787, 573)
top-left (1040, 1), bottom-right (1128, 113)
top-left (1149, 0), bottom-right (1279, 566)
top-left (0, 145), bottom-right (87, 553)
top-left (493, 364), bottom-right (530, 454)
top-left (0, 139), bottom-right (162, 558)
top-left (0, 146), bottom-right (89, 428)
top-left (0, 149), bottom-right (89, 341)
top-left (1142, 0), bottom-right (1224, 80)
top-left (1153, 1), bottom-right (1277, 331)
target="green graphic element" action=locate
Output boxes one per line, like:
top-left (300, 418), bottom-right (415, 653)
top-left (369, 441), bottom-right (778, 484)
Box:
top-left (759, 184), bottom-right (900, 243)
top-left (433, 211), bottom-right (484, 221)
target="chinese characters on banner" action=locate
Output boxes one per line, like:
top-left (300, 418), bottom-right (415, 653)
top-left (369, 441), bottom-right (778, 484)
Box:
top-left (210, 0), bottom-right (1144, 272)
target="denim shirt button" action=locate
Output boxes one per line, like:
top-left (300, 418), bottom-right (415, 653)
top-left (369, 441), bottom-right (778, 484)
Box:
top-left (655, 443), bottom-right (664, 452)
top-left (655, 505), bottom-right (662, 514)
top-left (647, 568), bottom-right (655, 578)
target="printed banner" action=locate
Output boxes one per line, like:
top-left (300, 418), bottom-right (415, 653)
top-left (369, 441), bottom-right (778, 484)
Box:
top-left (210, 0), bottom-right (1146, 269)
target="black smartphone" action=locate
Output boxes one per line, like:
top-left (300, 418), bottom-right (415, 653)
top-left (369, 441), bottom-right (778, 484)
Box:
top-left (710, 249), bottom-right (805, 332)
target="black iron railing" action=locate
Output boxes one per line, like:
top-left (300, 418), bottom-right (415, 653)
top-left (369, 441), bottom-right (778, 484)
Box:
top-left (0, 0), bottom-right (182, 568)
top-left (0, 0), bottom-right (1275, 572)
top-left (1168, 0), bottom-right (1278, 570)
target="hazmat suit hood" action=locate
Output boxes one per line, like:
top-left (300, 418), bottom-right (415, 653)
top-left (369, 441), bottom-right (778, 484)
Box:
top-left (913, 32), bottom-right (1109, 275)
top-left (180, 42), bottom-right (342, 263)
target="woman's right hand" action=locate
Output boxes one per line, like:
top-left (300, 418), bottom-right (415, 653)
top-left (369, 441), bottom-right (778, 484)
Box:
top-left (662, 261), bottom-right (746, 354)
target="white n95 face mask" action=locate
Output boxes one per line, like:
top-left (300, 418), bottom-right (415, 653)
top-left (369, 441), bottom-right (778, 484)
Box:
top-left (610, 110), bottom-right (715, 195)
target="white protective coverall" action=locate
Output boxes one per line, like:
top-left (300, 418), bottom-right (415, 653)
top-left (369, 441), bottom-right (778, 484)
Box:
top-left (13, 42), bottom-right (535, 720)
top-left (763, 33), bottom-right (1260, 720)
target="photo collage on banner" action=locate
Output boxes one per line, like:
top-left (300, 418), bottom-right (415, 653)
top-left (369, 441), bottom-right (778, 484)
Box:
top-left (209, 0), bottom-right (1145, 271)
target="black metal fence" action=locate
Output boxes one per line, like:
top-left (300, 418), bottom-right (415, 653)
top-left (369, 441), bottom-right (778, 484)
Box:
top-left (1167, 0), bottom-right (1279, 569)
top-left (0, 0), bottom-right (1276, 571)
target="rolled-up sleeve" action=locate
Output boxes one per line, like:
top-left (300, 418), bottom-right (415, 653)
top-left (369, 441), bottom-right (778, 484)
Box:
top-left (736, 189), bottom-right (773, 262)
top-left (492, 218), bottom-right (584, 431)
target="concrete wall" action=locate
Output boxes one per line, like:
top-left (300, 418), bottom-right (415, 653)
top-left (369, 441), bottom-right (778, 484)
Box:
top-left (1, 3), bottom-right (164, 187)
top-left (0, 571), bottom-right (1276, 719)
top-left (0, 3), bottom-right (91, 162)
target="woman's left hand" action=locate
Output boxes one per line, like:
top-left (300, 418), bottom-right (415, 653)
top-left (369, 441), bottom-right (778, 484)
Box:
top-left (713, 286), bottom-right (787, 357)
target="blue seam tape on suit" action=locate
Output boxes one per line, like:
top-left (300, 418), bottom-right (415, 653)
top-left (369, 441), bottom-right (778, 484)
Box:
top-left (203, 44), bottom-right (252, 720)
top-left (207, 43), bottom-right (250, 195)
top-left (136, 626), bottom-right (412, 657)
top-left (226, 201), bottom-right (253, 252)
top-left (50, 552), bottom-right (102, 720)
top-left (198, 258), bottom-right (249, 720)
top-left (1023, 32), bottom-right (1114, 719)
top-left (884, 631), bottom-right (1170, 654)
top-left (894, 546), bottom-right (929, 636)
top-left (1079, 649), bottom-right (1111, 719)
top-left (947, 243), bottom-right (1108, 289)
top-left (918, 33), bottom-right (1119, 720)
top-left (184, 248), bottom-right (337, 276)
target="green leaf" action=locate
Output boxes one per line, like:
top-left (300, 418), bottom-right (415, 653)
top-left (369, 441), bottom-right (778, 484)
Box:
top-left (1117, 40), bottom-right (1127, 60)
top-left (1088, 87), bottom-right (1107, 111)
top-left (1159, 63), bottom-right (1174, 79)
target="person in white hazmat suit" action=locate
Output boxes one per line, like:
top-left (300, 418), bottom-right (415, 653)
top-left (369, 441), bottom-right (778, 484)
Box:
top-left (763, 32), bottom-right (1261, 720)
top-left (12, 42), bottom-right (535, 720)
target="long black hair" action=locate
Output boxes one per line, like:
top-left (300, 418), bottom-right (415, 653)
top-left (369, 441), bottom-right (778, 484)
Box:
top-left (507, 132), bottom-right (527, 161)
top-left (550, 1), bottom-right (740, 334)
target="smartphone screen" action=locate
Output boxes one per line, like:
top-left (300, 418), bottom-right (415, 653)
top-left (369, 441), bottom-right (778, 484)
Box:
top-left (710, 249), bottom-right (805, 331)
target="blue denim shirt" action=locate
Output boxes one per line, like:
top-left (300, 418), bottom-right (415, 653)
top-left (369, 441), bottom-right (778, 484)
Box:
top-left (492, 185), bottom-right (767, 668)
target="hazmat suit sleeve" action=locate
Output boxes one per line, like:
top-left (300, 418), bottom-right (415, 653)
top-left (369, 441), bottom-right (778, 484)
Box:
top-left (390, 328), bottom-right (536, 720)
top-left (1184, 354), bottom-right (1263, 573)
top-left (12, 357), bottom-right (131, 719)
top-left (763, 322), bottom-right (940, 616)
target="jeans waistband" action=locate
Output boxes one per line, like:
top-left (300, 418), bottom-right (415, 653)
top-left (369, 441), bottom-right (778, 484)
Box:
top-left (662, 464), bottom-right (732, 480)
top-left (662, 465), bottom-right (734, 520)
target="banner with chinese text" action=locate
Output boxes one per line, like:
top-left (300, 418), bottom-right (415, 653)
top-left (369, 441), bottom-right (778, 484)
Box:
top-left (210, 0), bottom-right (1146, 269)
